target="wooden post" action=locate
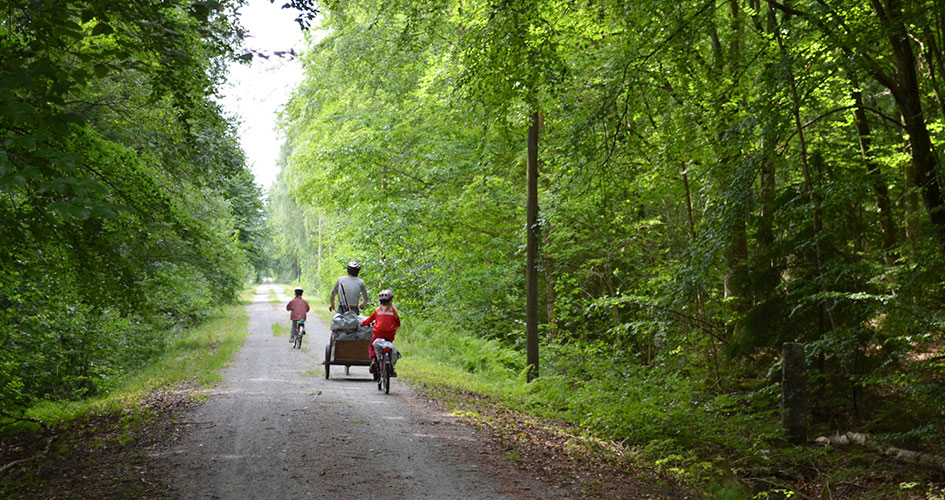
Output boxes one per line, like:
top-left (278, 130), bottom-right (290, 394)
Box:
top-left (782, 342), bottom-right (807, 445)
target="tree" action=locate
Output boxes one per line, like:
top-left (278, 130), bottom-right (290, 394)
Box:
top-left (0, 0), bottom-right (263, 411)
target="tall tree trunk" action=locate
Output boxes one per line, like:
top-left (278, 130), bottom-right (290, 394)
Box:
top-left (526, 111), bottom-right (541, 381)
top-left (903, 137), bottom-right (923, 242)
top-left (756, 0), bottom-right (779, 296)
top-left (317, 214), bottom-right (323, 278)
top-left (724, 219), bottom-right (750, 306)
top-left (771, 0), bottom-right (837, 330)
top-left (722, 0), bottom-right (751, 320)
top-left (684, 165), bottom-right (721, 383)
top-left (544, 248), bottom-right (557, 342)
top-left (851, 90), bottom-right (896, 255)
top-left (921, 25), bottom-right (945, 121)
top-left (757, 143), bottom-right (778, 295)
top-left (869, 0), bottom-right (945, 252)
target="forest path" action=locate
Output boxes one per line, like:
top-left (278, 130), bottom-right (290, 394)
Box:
top-left (156, 283), bottom-right (547, 500)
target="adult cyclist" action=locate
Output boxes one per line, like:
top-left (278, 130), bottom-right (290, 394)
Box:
top-left (329, 261), bottom-right (369, 314)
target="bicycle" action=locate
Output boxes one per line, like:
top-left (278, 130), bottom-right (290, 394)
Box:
top-left (372, 338), bottom-right (396, 394)
top-left (292, 319), bottom-right (305, 349)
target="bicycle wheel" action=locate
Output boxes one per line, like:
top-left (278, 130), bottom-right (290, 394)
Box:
top-left (294, 329), bottom-right (303, 349)
top-left (382, 355), bottom-right (391, 394)
top-left (374, 358), bottom-right (384, 391)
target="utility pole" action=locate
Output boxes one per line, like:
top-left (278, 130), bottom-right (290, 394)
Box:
top-left (526, 111), bottom-right (540, 381)
top-left (317, 215), bottom-right (322, 279)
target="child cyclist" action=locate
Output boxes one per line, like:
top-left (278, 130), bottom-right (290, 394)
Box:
top-left (361, 289), bottom-right (400, 376)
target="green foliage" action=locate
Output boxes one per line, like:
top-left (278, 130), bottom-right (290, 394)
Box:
top-left (0, 0), bottom-right (266, 415)
top-left (272, 0), bottom-right (945, 490)
top-left (398, 316), bottom-right (781, 489)
top-left (1, 300), bottom-right (248, 433)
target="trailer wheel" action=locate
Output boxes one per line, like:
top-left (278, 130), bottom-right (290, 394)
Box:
top-left (324, 345), bottom-right (331, 379)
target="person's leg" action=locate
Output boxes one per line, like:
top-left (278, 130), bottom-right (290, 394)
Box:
top-left (290, 319), bottom-right (299, 343)
top-left (368, 337), bottom-right (377, 372)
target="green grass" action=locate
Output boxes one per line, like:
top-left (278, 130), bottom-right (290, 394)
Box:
top-left (272, 322), bottom-right (288, 337)
top-left (390, 318), bottom-right (785, 497)
top-left (7, 292), bottom-right (251, 431)
top-left (394, 319), bottom-right (529, 404)
top-left (394, 318), bottom-right (942, 500)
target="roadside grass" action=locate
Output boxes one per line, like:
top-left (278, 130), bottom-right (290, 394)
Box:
top-left (392, 317), bottom-right (939, 499)
top-left (4, 288), bottom-right (252, 433)
top-left (272, 322), bottom-right (288, 337)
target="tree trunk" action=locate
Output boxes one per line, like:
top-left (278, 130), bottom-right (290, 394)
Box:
top-left (782, 342), bottom-right (808, 445)
top-left (758, 137), bottom-right (778, 295)
top-left (683, 167), bottom-right (697, 239)
top-left (904, 146), bottom-right (922, 241)
top-left (722, 0), bottom-right (751, 320)
top-left (724, 218), bottom-right (750, 307)
top-left (816, 432), bottom-right (945, 473)
top-left (869, 0), bottom-right (945, 252)
top-left (544, 249), bottom-right (557, 342)
top-left (772, 0), bottom-right (837, 331)
top-left (851, 90), bottom-right (896, 255)
top-left (756, 4), bottom-right (781, 298)
top-left (526, 111), bottom-right (540, 382)
top-left (317, 215), bottom-right (323, 278)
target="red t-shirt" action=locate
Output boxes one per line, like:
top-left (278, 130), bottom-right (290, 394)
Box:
top-left (286, 296), bottom-right (310, 320)
top-left (361, 305), bottom-right (400, 340)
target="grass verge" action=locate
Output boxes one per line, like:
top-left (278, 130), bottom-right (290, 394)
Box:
top-left (0, 287), bottom-right (254, 498)
top-left (2, 287), bottom-right (252, 433)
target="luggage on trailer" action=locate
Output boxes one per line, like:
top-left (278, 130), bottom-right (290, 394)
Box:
top-left (330, 310), bottom-right (372, 341)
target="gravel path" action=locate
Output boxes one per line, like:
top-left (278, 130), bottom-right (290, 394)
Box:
top-left (159, 284), bottom-right (527, 500)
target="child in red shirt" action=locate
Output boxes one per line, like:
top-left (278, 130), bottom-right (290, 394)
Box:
top-left (361, 289), bottom-right (400, 374)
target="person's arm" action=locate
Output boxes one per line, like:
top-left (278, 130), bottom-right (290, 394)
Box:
top-left (286, 298), bottom-right (293, 311)
top-left (361, 310), bottom-right (376, 326)
top-left (329, 279), bottom-right (339, 310)
top-left (359, 281), bottom-right (368, 309)
top-left (304, 300), bottom-right (310, 313)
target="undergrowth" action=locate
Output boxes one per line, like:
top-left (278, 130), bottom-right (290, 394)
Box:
top-left (395, 316), bottom-right (943, 499)
top-left (0, 287), bottom-right (252, 434)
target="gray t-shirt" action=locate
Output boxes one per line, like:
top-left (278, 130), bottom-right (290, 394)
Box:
top-left (330, 275), bottom-right (369, 307)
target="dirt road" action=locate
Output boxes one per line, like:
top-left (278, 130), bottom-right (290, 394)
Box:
top-left (158, 284), bottom-right (541, 500)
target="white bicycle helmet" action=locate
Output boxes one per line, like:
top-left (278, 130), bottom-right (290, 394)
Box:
top-left (347, 261), bottom-right (361, 276)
